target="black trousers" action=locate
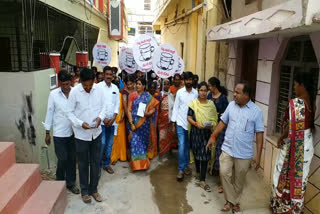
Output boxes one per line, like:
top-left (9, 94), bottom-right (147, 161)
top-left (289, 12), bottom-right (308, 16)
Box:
top-left (75, 134), bottom-right (102, 196)
top-left (53, 136), bottom-right (76, 188)
top-left (195, 159), bottom-right (208, 182)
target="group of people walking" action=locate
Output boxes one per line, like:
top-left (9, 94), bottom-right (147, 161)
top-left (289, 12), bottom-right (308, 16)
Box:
top-left (44, 64), bottom-right (316, 214)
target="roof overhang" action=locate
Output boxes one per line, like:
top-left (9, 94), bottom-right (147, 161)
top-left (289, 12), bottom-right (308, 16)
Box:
top-left (207, 0), bottom-right (320, 41)
top-left (153, 0), bottom-right (173, 25)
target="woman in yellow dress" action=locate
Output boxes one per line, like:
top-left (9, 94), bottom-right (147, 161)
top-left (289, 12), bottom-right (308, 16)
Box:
top-left (110, 91), bottom-right (127, 164)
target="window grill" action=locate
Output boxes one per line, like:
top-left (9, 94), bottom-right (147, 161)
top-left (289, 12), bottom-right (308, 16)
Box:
top-left (144, 0), bottom-right (151, 10)
top-left (276, 38), bottom-right (319, 132)
top-left (0, 0), bottom-right (99, 72)
top-left (138, 22), bottom-right (153, 34)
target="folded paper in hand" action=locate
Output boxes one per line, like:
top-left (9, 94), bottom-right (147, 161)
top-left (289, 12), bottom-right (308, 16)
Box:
top-left (204, 121), bottom-right (213, 128)
top-left (89, 121), bottom-right (97, 128)
top-left (137, 103), bottom-right (147, 117)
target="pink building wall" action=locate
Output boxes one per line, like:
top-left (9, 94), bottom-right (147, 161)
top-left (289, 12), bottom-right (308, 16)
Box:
top-left (255, 35), bottom-right (320, 213)
top-left (225, 34), bottom-right (320, 212)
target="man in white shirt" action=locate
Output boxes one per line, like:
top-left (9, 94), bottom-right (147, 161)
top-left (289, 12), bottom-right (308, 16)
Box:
top-left (67, 68), bottom-right (107, 204)
top-left (44, 70), bottom-right (79, 195)
top-left (171, 71), bottom-right (198, 181)
top-left (98, 66), bottom-right (120, 174)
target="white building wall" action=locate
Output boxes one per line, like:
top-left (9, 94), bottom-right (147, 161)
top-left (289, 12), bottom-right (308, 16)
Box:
top-left (0, 69), bottom-right (58, 171)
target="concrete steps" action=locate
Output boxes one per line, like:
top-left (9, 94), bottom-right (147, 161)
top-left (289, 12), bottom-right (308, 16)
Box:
top-left (18, 181), bottom-right (67, 214)
top-left (0, 142), bottom-right (15, 177)
top-left (0, 142), bottom-right (67, 214)
top-left (0, 164), bottom-right (41, 214)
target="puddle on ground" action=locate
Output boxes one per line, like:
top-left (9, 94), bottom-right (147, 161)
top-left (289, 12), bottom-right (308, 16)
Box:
top-left (149, 155), bottom-right (193, 214)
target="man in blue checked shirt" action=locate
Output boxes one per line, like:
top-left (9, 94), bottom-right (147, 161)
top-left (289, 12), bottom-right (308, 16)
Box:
top-left (207, 80), bottom-right (264, 213)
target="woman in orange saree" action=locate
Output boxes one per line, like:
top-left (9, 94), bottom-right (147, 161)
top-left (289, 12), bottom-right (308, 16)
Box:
top-left (121, 75), bottom-right (136, 161)
top-left (148, 81), bottom-right (160, 159)
top-left (128, 78), bottom-right (159, 171)
top-left (110, 93), bottom-right (127, 164)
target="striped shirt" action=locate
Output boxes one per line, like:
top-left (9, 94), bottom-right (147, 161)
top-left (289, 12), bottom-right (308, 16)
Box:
top-left (221, 100), bottom-right (264, 159)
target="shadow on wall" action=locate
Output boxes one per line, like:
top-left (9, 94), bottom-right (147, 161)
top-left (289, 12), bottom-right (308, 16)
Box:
top-left (15, 92), bottom-right (36, 146)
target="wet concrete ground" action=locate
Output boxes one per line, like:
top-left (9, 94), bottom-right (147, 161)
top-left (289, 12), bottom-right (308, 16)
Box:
top-left (65, 151), bottom-right (271, 214)
top-left (150, 155), bottom-right (193, 214)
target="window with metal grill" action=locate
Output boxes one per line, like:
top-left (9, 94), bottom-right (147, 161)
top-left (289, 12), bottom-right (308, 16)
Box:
top-left (144, 0), bottom-right (151, 10)
top-left (0, 0), bottom-right (99, 72)
top-left (138, 22), bottom-right (153, 34)
top-left (276, 37), bottom-right (319, 133)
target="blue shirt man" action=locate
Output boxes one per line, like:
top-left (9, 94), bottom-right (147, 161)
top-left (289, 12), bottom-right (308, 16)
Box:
top-left (207, 81), bottom-right (264, 212)
top-left (220, 100), bottom-right (264, 159)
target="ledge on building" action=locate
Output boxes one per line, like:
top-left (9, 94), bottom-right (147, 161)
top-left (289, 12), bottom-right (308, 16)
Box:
top-left (153, 0), bottom-right (173, 25)
top-left (207, 0), bottom-right (320, 41)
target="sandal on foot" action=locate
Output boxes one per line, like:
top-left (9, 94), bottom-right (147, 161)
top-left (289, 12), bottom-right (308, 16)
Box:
top-left (232, 203), bottom-right (240, 213)
top-left (221, 202), bottom-right (232, 212)
top-left (218, 186), bottom-right (224, 193)
top-left (67, 185), bottom-right (80, 194)
top-left (82, 195), bottom-right (92, 204)
top-left (200, 182), bottom-right (211, 192)
top-left (91, 192), bottom-right (102, 202)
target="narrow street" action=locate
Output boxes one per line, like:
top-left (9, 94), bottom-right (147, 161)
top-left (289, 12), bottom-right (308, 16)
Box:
top-left (65, 152), bottom-right (271, 214)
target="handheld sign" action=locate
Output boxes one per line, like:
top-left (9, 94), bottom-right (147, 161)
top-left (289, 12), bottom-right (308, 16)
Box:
top-left (152, 44), bottom-right (178, 79)
top-left (92, 42), bottom-right (111, 67)
top-left (120, 48), bottom-right (137, 74)
top-left (133, 34), bottom-right (158, 70)
top-left (175, 56), bottom-right (184, 75)
top-left (137, 65), bottom-right (151, 73)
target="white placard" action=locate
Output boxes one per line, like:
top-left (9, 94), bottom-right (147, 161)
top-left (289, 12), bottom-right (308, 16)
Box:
top-left (175, 56), bottom-right (184, 75)
top-left (137, 65), bottom-right (151, 73)
top-left (120, 48), bottom-right (137, 74)
top-left (152, 44), bottom-right (178, 79)
top-left (92, 42), bottom-right (112, 67)
top-left (137, 103), bottom-right (146, 117)
top-left (133, 34), bottom-right (158, 70)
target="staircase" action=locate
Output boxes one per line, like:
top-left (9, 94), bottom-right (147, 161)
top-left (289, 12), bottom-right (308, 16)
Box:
top-left (0, 142), bottom-right (67, 214)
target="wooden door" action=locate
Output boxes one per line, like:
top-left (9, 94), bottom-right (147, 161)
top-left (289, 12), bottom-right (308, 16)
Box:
top-left (241, 40), bottom-right (259, 101)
